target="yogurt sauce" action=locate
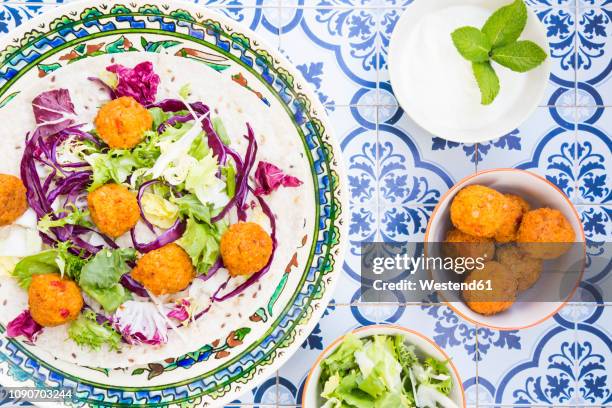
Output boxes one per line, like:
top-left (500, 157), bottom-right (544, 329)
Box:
top-left (405, 5), bottom-right (527, 131)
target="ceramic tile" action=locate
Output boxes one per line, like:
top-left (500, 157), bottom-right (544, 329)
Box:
top-left (230, 372), bottom-right (279, 405)
top-left (574, 205), bottom-right (612, 306)
top-left (529, 3), bottom-right (579, 106)
top-left (575, 107), bottom-right (611, 204)
top-left (477, 307), bottom-right (579, 406)
top-left (0, 3), bottom-right (45, 33)
top-left (1, 1), bottom-right (65, 4)
top-left (576, 3), bottom-right (611, 106)
top-left (279, 6), bottom-right (379, 105)
top-left (378, 106), bottom-right (477, 209)
top-left (574, 305), bottom-right (612, 406)
top-left (475, 107), bottom-right (579, 202)
top-left (329, 107), bottom-right (379, 303)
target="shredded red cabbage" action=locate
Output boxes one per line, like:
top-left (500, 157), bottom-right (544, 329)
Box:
top-left (136, 179), bottom-right (163, 233)
top-left (120, 273), bottom-right (149, 298)
top-left (130, 217), bottom-right (186, 253)
top-left (253, 161), bottom-right (303, 196)
top-left (6, 310), bottom-right (43, 341)
top-left (21, 89), bottom-right (108, 257)
top-left (212, 124), bottom-right (257, 223)
top-left (107, 62), bottom-right (160, 105)
top-left (130, 180), bottom-right (185, 253)
top-left (198, 257), bottom-right (223, 282)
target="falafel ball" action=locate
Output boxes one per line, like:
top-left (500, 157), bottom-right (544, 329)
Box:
top-left (450, 185), bottom-right (507, 238)
top-left (28, 273), bottom-right (83, 327)
top-left (0, 174), bottom-right (28, 226)
top-left (495, 194), bottom-right (530, 243)
top-left (220, 222), bottom-right (273, 277)
top-left (88, 183), bottom-right (140, 238)
top-left (94, 96), bottom-right (152, 149)
top-left (496, 245), bottom-right (542, 292)
top-left (517, 208), bottom-right (575, 259)
top-left (462, 261), bottom-right (518, 316)
top-left (131, 243), bottom-right (195, 295)
top-left (443, 228), bottom-right (495, 264)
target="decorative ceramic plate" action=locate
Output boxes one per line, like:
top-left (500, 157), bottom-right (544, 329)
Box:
top-left (0, 1), bottom-right (346, 406)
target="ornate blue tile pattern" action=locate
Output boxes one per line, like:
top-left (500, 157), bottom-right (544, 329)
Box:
top-left (0, 0), bottom-right (610, 407)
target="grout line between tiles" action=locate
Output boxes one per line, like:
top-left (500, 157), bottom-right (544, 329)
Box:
top-left (475, 323), bottom-right (480, 408)
top-left (574, 0), bottom-right (580, 107)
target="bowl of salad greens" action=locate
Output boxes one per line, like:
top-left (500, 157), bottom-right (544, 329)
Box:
top-left (302, 325), bottom-right (465, 408)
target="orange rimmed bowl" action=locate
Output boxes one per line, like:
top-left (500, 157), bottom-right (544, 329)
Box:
top-left (425, 168), bottom-right (586, 331)
top-left (302, 325), bottom-right (466, 408)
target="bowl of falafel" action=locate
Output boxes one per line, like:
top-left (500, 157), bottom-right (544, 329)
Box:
top-left (425, 169), bottom-right (585, 330)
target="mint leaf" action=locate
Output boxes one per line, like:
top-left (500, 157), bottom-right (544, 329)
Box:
top-left (491, 40), bottom-right (547, 72)
top-left (472, 62), bottom-right (500, 105)
top-left (482, 0), bottom-right (528, 48)
top-left (451, 26), bottom-right (492, 62)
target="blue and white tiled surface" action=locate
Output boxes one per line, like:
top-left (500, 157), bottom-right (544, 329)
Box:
top-left (0, 0), bottom-right (610, 407)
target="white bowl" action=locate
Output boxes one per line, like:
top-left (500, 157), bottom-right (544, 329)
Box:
top-left (388, 0), bottom-right (551, 143)
top-left (302, 325), bottom-right (466, 408)
top-left (425, 169), bottom-right (585, 331)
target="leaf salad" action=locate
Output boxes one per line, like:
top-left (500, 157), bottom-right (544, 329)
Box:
top-left (318, 334), bottom-right (460, 408)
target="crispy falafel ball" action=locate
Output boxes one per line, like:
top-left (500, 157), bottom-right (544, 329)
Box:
top-left (0, 174), bottom-right (28, 226)
top-left (496, 245), bottom-right (542, 292)
top-left (28, 273), bottom-right (83, 327)
top-left (443, 228), bottom-right (495, 265)
top-left (220, 222), bottom-right (273, 277)
top-left (462, 261), bottom-right (518, 316)
top-left (131, 243), bottom-right (195, 295)
top-left (450, 185), bottom-right (507, 238)
top-left (94, 96), bottom-right (152, 149)
top-left (517, 208), bottom-right (575, 259)
top-left (495, 194), bottom-right (530, 243)
top-left (88, 183), bottom-right (140, 238)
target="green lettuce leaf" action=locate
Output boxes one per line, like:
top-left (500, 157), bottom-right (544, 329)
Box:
top-left (11, 250), bottom-right (59, 289)
top-left (141, 192), bottom-right (179, 229)
top-left (188, 134), bottom-right (210, 160)
top-left (85, 151), bottom-right (138, 191)
top-left (212, 117), bottom-right (231, 145)
top-left (84, 131), bottom-right (160, 191)
top-left (78, 248), bottom-right (136, 312)
top-left (321, 334), bottom-right (363, 382)
top-left (174, 194), bottom-right (213, 226)
top-left (79, 248), bottom-right (135, 288)
top-left (179, 83), bottom-right (191, 100)
top-left (185, 150), bottom-right (228, 209)
top-left (84, 284), bottom-right (131, 312)
top-left (148, 107), bottom-right (180, 130)
top-left (222, 164), bottom-right (236, 198)
top-left (177, 218), bottom-right (225, 275)
top-left (68, 309), bottom-right (121, 351)
top-left (37, 205), bottom-right (91, 235)
top-left (354, 335), bottom-right (403, 393)
top-left (10, 242), bottom-right (88, 288)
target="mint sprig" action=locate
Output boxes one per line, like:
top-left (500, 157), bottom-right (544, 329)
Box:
top-left (451, 0), bottom-right (547, 105)
top-left (451, 27), bottom-right (491, 63)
